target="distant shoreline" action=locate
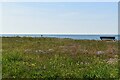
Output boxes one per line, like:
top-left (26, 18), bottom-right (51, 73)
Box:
top-left (1, 36), bottom-right (119, 41)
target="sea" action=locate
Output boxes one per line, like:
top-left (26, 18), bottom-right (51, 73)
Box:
top-left (0, 34), bottom-right (119, 40)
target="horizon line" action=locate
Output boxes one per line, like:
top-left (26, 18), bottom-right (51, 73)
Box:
top-left (0, 33), bottom-right (118, 35)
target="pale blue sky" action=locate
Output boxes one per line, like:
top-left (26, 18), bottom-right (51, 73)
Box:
top-left (2, 2), bottom-right (118, 34)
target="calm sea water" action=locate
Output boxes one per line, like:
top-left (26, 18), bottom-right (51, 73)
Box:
top-left (0, 34), bottom-right (119, 40)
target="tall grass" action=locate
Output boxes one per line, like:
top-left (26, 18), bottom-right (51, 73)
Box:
top-left (2, 37), bottom-right (119, 79)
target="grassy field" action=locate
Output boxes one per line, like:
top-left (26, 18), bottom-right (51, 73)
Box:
top-left (2, 37), bottom-right (119, 79)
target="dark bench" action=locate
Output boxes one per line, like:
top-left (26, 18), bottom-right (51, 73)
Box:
top-left (100, 37), bottom-right (115, 40)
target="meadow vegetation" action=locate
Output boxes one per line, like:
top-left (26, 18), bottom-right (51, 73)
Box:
top-left (2, 37), bottom-right (119, 79)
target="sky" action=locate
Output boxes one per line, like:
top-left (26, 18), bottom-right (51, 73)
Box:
top-left (1, 0), bottom-right (119, 2)
top-left (1, 2), bottom-right (118, 34)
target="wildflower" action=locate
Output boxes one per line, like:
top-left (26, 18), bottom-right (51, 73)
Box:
top-left (76, 63), bottom-right (79, 66)
top-left (114, 55), bottom-right (118, 58)
top-left (96, 51), bottom-right (104, 55)
top-left (43, 65), bottom-right (46, 69)
top-left (13, 76), bottom-right (15, 78)
top-left (31, 63), bottom-right (35, 67)
top-left (80, 62), bottom-right (83, 64)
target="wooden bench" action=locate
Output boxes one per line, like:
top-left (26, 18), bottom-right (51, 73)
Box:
top-left (100, 37), bottom-right (115, 41)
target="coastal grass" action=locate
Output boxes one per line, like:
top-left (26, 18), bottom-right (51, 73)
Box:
top-left (2, 37), bottom-right (119, 79)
